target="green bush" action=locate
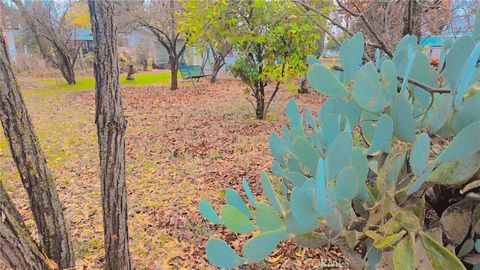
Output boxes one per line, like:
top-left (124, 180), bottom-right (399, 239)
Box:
top-left (198, 10), bottom-right (480, 270)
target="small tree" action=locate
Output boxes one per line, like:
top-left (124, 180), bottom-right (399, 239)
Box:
top-left (223, 0), bottom-right (323, 119)
top-left (13, 0), bottom-right (84, 85)
top-left (138, 0), bottom-right (186, 90)
top-left (179, 0), bottom-right (233, 83)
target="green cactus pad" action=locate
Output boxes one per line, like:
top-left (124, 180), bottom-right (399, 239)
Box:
top-left (199, 199), bottom-right (222, 224)
top-left (206, 238), bottom-right (245, 269)
top-left (307, 64), bottom-right (349, 97)
top-left (225, 188), bottom-right (252, 218)
top-left (221, 205), bottom-right (256, 234)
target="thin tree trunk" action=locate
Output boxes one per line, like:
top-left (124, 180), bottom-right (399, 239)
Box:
top-left (0, 31), bottom-right (74, 269)
top-left (255, 84), bottom-right (266, 120)
top-left (298, 77), bottom-right (309, 94)
top-left (126, 65), bottom-right (134, 80)
top-left (88, 1), bottom-right (132, 269)
top-left (142, 56), bottom-right (148, 71)
top-left (210, 55), bottom-right (224, 84)
top-left (58, 59), bottom-right (76, 85)
top-left (170, 55), bottom-right (178, 90)
top-left (403, 0), bottom-right (422, 39)
top-left (79, 49), bottom-right (87, 71)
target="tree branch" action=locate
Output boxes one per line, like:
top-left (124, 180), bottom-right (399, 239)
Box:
top-left (265, 61), bottom-right (287, 115)
top-left (331, 66), bottom-right (451, 94)
top-left (294, 6), bottom-right (342, 47)
top-left (339, 0), bottom-right (394, 57)
top-left (293, 1), bottom-right (384, 51)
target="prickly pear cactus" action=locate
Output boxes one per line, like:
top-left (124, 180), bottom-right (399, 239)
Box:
top-left (198, 9), bottom-right (480, 270)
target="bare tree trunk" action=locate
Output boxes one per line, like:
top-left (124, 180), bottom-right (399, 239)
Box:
top-left (0, 31), bottom-right (74, 269)
top-left (57, 57), bottom-right (76, 85)
top-left (403, 0), bottom-right (422, 38)
top-left (13, 0), bottom-right (78, 85)
top-left (0, 183), bottom-right (23, 226)
top-left (209, 44), bottom-right (231, 83)
top-left (170, 54), bottom-right (178, 90)
top-left (210, 54), bottom-right (224, 84)
top-left (88, 1), bottom-right (132, 269)
top-left (142, 56), bottom-right (148, 71)
top-left (255, 83), bottom-right (266, 120)
top-left (126, 65), bottom-right (134, 80)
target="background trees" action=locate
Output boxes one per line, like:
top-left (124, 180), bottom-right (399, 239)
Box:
top-left (179, 0), bottom-right (233, 83)
top-left (135, 0), bottom-right (186, 90)
top-left (297, 0), bottom-right (474, 58)
top-left (13, 0), bottom-right (83, 85)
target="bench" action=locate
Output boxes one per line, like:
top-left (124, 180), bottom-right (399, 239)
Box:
top-left (179, 65), bottom-right (208, 87)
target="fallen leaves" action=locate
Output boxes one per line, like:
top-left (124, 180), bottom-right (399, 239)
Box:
top-left (0, 75), bottom-right (339, 269)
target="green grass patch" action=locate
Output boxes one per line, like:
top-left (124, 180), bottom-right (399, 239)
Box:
top-left (38, 77), bottom-right (95, 92)
top-left (120, 72), bottom-right (172, 86)
top-left (37, 72), bottom-right (172, 92)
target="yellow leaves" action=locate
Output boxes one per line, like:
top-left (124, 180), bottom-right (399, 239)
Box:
top-left (65, 1), bottom-right (90, 28)
top-left (251, 229), bottom-right (261, 237)
top-left (267, 254), bottom-right (283, 263)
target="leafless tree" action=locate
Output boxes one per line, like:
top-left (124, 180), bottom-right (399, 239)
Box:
top-left (88, 0), bottom-right (132, 269)
top-left (13, 0), bottom-right (80, 84)
top-left (296, 0), bottom-right (464, 58)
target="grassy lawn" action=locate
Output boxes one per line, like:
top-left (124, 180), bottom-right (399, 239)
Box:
top-left (121, 72), bottom-right (173, 86)
top-left (38, 71), bottom-right (173, 92)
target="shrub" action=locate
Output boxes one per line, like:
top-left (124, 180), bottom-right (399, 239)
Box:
top-left (198, 11), bottom-right (480, 270)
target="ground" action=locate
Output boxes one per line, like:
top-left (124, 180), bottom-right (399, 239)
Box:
top-left (0, 70), bottom-right (341, 269)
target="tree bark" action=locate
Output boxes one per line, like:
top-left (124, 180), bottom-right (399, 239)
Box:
top-left (0, 182), bottom-right (48, 270)
top-left (402, 0), bottom-right (422, 39)
top-left (0, 183), bottom-right (23, 226)
top-left (57, 56), bottom-right (76, 85)
top-left (0, 31), bottom-right (74, 269)
top-left (0, 182), bottom-right (47, 269)
top-left (142, 56), bottom-right (148, 71)
top-left (210, 54), bottom-right (224, 84)
top-left (88, 1), bottom-right (132, 269)
top-left (170, 54), bottom-right (178, 90)
top-left (126, 65), bottom-right (134, 80)
top-left (255, 83), bottom-right (266, 120)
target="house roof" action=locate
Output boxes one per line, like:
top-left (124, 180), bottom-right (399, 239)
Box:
top-left (72, 28), bottom-right (93, 41)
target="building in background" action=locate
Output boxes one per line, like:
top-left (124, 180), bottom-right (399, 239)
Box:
top-left (72, 28), bottom-right (94, 54)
